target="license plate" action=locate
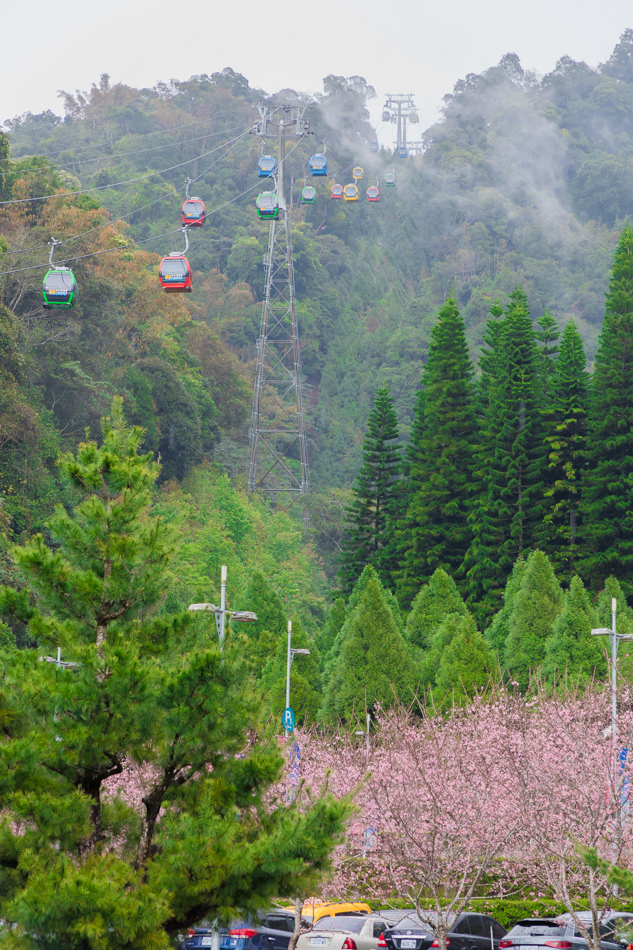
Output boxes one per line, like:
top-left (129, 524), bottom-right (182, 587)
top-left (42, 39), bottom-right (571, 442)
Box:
top-left (201, 939), bottom-right (213, 946)
top-left (401, 941), bottom-right (417, 948)
top-left (311, 940), bottom-right (327, 946)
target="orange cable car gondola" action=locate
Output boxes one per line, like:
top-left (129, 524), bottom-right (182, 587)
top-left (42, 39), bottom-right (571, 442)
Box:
top-left (159, 228), bottom-right (193, 294)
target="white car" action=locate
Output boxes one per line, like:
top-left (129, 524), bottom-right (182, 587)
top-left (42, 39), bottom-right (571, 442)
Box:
top-left (298, 914), bottom-right (414, 950)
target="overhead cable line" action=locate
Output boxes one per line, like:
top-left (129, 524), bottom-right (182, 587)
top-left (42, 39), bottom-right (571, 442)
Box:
top-left (0, 131), bottom-right (249, 256)
top-left (0, 126), bottom-right (255, 207)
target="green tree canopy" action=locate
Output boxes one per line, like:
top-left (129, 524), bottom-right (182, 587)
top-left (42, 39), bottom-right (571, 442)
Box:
top-left (405, 567), bottom-right (468, 650)
top-left (543, 575), bottom-right (604, 685)
top-left (433, 613), bottom-right (497, 706)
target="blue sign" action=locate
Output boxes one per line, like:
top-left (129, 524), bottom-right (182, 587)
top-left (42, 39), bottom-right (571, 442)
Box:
top-left (283, 707), bottom-right (295, 732)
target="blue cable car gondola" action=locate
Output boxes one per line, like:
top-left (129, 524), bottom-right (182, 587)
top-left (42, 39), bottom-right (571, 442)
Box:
top-left (256, 192), bottom-right (279, 219)
top-left (367, 185), bottom-right (380, 202)
top-left (309, 154), bottom-right (328, 176)
top-left (385, 172), bottom-right (396, 186)
top-left (343, 183), bottom-right (359, 202)
top-left (301, 185), bottom-right (317, 204)
top-left (397, 146), bottom-right (408, 158)
top-left (331, 183), bottom-right (344, 199)
top-left (258, 155), bottom-right (277, 178)
top-left (369, 141), bottom-right (379, 153)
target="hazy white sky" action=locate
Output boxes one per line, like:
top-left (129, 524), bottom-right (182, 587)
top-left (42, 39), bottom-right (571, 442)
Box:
top-left (3, 0), bottom-right (632, 139)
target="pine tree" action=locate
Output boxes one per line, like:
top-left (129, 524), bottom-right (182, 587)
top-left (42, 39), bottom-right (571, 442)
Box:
top-left (543, 575), bottom-right (604, 685)
top-left (581, 224), bottom-right (633, 594)
top-left (321, 574), bottom-right (417, 724)
top-left (0, 400), bottom-right (350, 946)
top-left (504, 549), bottom-right (564, 689)
top-left (433, 614), bottom-right (497, 706)
top-left (339, 387), bottom-right (401, 595)
top-left (464, 287), bottom-right (546, 621)
top-left (395, 298), bottom-right (478, 606)
top-left (535, 309), bottom-right (560, 397)
top-left (238, 569), bottom-right (288, 667)
top-left (485, 556), bottom-right (527, 659)
top-left (540, 320), bottom-right (588, 581)
top-left (405, 567), bottom-right (468, 650)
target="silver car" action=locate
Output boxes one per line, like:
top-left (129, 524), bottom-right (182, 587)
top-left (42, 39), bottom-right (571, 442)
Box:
top-left (298, 914), bottom-right (414, 950)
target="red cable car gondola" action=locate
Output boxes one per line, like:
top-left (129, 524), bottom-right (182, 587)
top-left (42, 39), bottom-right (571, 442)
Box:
top-left (181, 197), bottom-right (205, 227)
top-left (331, 183), bottom-right (344, 199)
top-left (158, 252), bottom-right (192, 293)
top-left (366, 185), bottom-right (380, 202)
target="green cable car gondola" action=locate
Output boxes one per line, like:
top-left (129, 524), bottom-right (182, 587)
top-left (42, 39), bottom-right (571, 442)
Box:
top-left (256, 192), bottom-right (279, 219)
top-left (301, 185), bottom-right (317, 204)
top-left (385, 172), bottom-right (396, 186)
top-left (42, 266), bottom-right (77, 309)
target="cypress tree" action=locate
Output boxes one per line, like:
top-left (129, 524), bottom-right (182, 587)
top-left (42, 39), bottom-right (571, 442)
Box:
top-left (339, 387), bottom-right (401, 595)
top-left (540, 320), bottom-right (588, 582)
top-left (405, 567), bottom-right (468, 650)
top-left (485, 556), bottom-right (527, 659)
top-left (504, 549), bottom-right (564, 689)
top-left (395, 297), bottom-right (478, 606)
top-left (321, 574), bottom-right (417, 724)
top-left (464, 287), bottom-right (546, 621)
top-left (581, 224), bottom-right (633, 594)
top-left (543, 575), bottom-right (604, 685)
top-left (433, 614), bottom-right (497, 706)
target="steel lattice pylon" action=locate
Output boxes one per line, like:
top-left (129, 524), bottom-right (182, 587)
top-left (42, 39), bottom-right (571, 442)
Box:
top-left (247, 208), bottom-right (309, 506)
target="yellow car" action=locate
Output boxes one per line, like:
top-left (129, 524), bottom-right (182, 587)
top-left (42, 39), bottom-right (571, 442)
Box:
top-left (279, 903), bottom-right (371, 925)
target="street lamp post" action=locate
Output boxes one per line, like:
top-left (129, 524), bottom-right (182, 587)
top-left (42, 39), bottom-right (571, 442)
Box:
top-left (188, 565), bottom-right (257, 652)
top-left (285, 619), bottom-right (310, 737)
top-left (355, 712), bottom-right (371, 763)
top-left (591, 598), bottom-right (633, 892)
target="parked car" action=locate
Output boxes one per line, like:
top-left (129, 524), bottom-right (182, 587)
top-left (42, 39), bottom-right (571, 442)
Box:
top-left (299, 912), bottom-right (412, 950)
top-left (500, 913), bottom-right (633, 950)
top-left (281, 904), bottom-right (372, 925)
top-left (382, 912), bottom-right (507, 950)
top-left (185, 912), bottom-right (304, 950)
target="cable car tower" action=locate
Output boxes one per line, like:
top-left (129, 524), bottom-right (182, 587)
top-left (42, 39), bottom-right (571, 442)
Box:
top-left (382, 94), bottom-right (419, 156)
top-left (247, 106), bottom-right (310, 521)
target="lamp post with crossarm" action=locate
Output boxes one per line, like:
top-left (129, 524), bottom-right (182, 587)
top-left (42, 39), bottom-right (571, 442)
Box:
top-left (188, 565), bottom-right (257, 652)
top-left (591, 597), bottom-right (633, 893)
top-left (286, 619), bottom-right (310, 737)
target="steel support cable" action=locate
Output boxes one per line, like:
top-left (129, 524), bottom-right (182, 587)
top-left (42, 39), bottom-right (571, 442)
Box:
top-left (0, 126), bottom-right (255, 207)
top-left (0, 174), bottom-right (269, 278)
top-left (0, 130), bottom-right (251, 256)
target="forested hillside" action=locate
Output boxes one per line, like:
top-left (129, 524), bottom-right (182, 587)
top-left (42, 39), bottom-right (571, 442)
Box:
top-left (2, 33), bottom-right (633, 719)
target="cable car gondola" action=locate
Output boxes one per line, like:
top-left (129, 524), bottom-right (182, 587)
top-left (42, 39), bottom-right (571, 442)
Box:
top-left (397, 146), bottom-right (408, 158)
top-left (256, 192), bottom-right (279, 219)
top-left (330, 183), bottom-right (344, 200)
top-left (369, 141), bottom-right (379, 153)
top-left (42, 239), bottom-right (77, 309)
top-left (366, 185), bottom-right (380, 202)
top-left (258, 155), bottom-right (277, 178)
top-left (301, 185), bottom-right (317, 204)
top-left (352, 166), bottom-right (364, 180)
top-left (343, 183), bottom-right (359, 202)
top-left (309, 154), bottom-right (328, 176)
top-left (385, 172), bottom-right (396, 186)
top-left (159, 253), bottom-right (192, 293)
top-left (43, 267), bottom-right (77, 309)
top-left (181, 197), bottom-right (205, 227)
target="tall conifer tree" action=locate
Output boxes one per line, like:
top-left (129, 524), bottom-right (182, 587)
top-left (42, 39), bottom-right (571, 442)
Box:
top-left (581, 224), bottom-right (633, 594)
top-left (464, 287), bottom-right (546, 621)
top-left (540, 320), bottom-right (588, 581)
top-left (338, 388), bottom-right (401, 595)
top-left (395, 298), bottom-right (478, 606)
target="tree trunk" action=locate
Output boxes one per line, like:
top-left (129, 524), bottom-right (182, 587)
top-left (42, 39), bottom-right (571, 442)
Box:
top-left (288, 897), bottom-right (304, 950)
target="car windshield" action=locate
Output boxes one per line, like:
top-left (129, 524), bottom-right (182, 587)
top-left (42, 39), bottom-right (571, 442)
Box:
top-left (314, 919), bottom-right (365, 934)
top-left (160, 259), bottom-right (188, 277)
top-left (45, 272), bottom-right (74, 291)
top-left (393, 915), bottom-right (436, 931)
top-left (509, 923), bottom-right (566, 937)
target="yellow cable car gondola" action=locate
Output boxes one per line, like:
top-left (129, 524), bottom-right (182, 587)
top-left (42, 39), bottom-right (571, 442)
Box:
top-left (352, 166), bottom-right (364, 180)
top-left (343, 183), bottom-right (359, 202)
